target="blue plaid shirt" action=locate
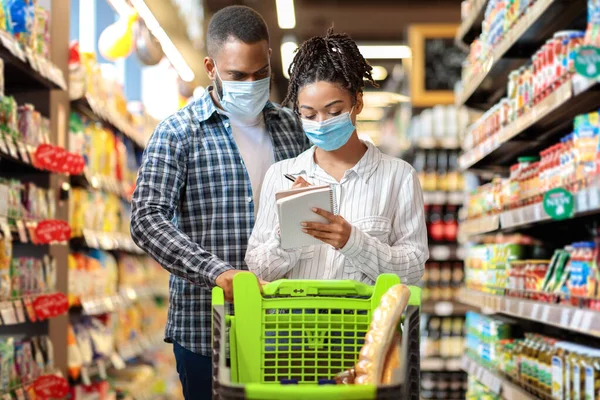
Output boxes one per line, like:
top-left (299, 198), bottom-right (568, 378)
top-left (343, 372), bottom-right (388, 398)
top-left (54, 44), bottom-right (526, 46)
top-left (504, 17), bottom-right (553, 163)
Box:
top-left (131, 88), bottom-right (308, 355)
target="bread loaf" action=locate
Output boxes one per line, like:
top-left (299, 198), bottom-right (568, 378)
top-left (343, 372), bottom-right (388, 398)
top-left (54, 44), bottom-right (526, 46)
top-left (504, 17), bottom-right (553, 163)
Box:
top-left (354, 284), bottom-right (411, 385)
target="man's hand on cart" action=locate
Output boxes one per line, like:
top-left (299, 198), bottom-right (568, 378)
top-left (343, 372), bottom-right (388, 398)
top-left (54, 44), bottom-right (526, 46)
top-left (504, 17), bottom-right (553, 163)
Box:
top-left (301, 208), bottom-right (352, 249)
top-left (215, 269), bottom-right (269, 302)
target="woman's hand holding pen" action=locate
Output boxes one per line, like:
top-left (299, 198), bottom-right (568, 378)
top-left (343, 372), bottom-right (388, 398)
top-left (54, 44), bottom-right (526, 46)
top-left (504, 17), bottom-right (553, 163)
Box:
top-left (301, 208), bottom-right (352, 249)
top-left (292, 176), bottom-right (311, 189)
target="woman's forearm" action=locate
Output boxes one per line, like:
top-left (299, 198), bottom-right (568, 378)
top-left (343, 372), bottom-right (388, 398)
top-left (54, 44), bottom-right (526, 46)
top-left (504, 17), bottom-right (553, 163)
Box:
top-left (245, 229), bottom-right (303, 281)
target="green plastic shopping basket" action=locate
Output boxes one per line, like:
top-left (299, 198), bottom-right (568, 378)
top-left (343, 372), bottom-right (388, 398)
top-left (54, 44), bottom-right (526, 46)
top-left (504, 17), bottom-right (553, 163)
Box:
top-left (211, 272), bottom-right (421, 400)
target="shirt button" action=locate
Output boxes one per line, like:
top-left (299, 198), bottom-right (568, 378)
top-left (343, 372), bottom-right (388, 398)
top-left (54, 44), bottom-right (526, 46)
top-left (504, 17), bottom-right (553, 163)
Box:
top-left (247, 196), bottom-right (253, 203)
top-left (225, 122), bottom-right (230, 128)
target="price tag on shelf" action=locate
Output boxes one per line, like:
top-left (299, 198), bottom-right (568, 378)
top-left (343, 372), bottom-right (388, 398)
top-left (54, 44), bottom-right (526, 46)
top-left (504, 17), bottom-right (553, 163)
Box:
top-left (560, 309), bottom-right (571, 326)
top-left (530, 303), bottom-right (541, 320)
top-left (13, 301), bottom-right (25, 324)
top-left (571, 309), bottom-right (584, 330)
top-left (541, 305), bottom-right (550, 323)
top-left (581, 311), bottom-right (593, 331)
top-left (589, 188), bottom-right (600, 210)
top-left (1, 302), bottom-right (17, 325)
top-left (577, 191), bottom-right (588, 212)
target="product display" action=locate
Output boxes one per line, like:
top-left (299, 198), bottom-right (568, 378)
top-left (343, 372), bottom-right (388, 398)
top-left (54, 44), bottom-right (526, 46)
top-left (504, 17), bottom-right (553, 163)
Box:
top-left (456, 0), bottom-right (600, 397)
top-left (414, 150), bottom-right (465, 195)
top-left (422, 261), bottom-right (464, 302)
top-left (408, 106), bottom-right (469, 148)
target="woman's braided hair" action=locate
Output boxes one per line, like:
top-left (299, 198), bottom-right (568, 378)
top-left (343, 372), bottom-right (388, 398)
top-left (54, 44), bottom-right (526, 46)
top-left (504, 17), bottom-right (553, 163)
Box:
top-left (283, 27), bottom-right (379, 113)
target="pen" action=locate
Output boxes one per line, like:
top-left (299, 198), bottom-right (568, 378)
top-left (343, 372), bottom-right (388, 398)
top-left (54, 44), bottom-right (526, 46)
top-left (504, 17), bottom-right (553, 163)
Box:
top-left (284, 174), bottom-right (296, 183)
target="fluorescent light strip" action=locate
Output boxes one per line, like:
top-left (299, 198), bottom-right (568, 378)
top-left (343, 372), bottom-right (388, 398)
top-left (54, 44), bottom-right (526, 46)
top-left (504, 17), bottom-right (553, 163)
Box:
top-left (130, 0), bottom-right (195, 82)
top-left (281, 38), bottom-right (298, 79)
top-left (276, 0), bottom-right (296, 29)
top-left (358, 45), bottom-right (412, 60)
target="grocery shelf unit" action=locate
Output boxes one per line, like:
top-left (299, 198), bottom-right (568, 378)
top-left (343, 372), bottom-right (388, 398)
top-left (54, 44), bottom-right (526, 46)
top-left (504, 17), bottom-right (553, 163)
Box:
top-left (0, 0), bottom-right (71, 375)
top-left (455, 0), bottom-right (486, 49)
top-left (454, 0), bottom-right (600, 398)
top-left (456, 0), bottom-right (588, 110)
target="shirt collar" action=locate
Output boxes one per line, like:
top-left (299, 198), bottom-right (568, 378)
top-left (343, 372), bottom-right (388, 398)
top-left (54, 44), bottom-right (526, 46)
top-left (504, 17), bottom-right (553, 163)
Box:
top-left (288, 141), bottom-right (382, 183)
top-left (194, 86), bottom-right (277, 123)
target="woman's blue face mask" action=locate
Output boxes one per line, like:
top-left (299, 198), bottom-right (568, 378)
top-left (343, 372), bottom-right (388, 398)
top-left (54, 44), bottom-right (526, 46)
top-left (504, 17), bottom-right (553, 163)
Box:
top-left (300, 108), bottom-right (356, 152)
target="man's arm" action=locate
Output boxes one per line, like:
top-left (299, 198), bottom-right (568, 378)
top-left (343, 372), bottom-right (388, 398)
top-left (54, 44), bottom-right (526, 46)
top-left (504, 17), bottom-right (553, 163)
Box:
top-left (130, 120), bottom-right (233, 289)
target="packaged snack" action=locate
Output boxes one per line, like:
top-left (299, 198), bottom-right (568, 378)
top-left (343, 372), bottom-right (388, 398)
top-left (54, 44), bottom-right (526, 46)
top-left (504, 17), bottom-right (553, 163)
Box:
top-left (0, 337), bottom-right (14, 390)
top-left (0, 220), bottom-right (11, 300)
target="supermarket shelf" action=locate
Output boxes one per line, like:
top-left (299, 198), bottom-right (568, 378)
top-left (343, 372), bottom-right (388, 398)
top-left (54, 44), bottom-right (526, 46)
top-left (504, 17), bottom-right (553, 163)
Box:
top-left (429, 244), bottom-right (465, 261)
top-left (456, 0), bottom-right (587, 109)
top-left (71, 95), bottom-right (146, 149)
top-left (458, 288), bottom-right (600, 338)
top-left (73, 287), bottom-right (169, 316)
top-left (422, 300), bottom-right (472, 316)
top-left (0, 32), bottom-right (66, 92)
top-left (413, 137), bottom-right (461, 150)
top-left (421, 357), bottom-right (462, 372)
top-left (70, 170), bottom-right (132, 202)
top-left (459, 179), bottom-right (600, 237)
top-left (70, 229), bottom-right (145, 255)
top-left (459, 77), bottom-right (600, 170)
top-left (423, 191), bottom-right (464, 206)
top-left (461, 355), bottom-right (537, 400)
top-left (455, 0), bottom-right (486, 48)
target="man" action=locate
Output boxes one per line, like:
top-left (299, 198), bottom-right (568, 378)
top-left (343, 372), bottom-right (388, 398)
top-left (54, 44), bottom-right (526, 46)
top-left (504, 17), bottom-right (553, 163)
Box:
top-left (130, 6), bottom-right (308, 399)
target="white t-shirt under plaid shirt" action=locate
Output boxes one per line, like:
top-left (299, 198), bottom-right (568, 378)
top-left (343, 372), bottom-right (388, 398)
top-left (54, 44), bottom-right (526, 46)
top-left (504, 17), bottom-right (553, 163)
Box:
top-left (245, 141), bottom-right (428, 285)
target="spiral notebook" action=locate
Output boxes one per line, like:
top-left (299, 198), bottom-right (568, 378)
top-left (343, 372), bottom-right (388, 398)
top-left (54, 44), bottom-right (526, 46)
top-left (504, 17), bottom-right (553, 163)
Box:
top-left (276, 185), bottom-right (336, 250)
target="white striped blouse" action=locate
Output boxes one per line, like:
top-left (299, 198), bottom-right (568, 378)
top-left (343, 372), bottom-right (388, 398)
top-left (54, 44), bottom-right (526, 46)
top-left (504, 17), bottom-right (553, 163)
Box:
top-left (245, 141), bottom-right (428, 285)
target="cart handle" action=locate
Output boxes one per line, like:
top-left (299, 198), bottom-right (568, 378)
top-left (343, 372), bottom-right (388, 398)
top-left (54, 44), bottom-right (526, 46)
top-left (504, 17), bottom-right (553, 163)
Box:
top-left (261, 279), bottom-right (374, 297)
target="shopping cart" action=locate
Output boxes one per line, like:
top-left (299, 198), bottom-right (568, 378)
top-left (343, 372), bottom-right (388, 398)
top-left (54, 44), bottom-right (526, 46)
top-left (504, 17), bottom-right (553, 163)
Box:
top-left (211, 272), bottom-right (421, 400)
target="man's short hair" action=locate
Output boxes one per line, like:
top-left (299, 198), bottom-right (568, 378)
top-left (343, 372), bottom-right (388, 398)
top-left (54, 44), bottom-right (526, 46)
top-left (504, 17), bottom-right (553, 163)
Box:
top-left (206, 6), bottom-right (269, 57)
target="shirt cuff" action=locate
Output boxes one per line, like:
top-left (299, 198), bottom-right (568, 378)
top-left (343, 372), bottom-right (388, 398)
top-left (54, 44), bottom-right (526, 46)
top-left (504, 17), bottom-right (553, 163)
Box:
top-left (204, 259), bottom-right (235, 288)
top-left (339, 225), bottom-right (365, 258)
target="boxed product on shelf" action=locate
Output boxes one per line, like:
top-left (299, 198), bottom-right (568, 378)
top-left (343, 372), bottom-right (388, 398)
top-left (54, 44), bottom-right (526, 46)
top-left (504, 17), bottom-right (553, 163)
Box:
top-left (464, 238), bottom-right (543, 293)
top-left (69, 189), bottom-right (131, 238)
top-left (0, 335), bottom-right (59, 393)
top-left (69, 112), bottom-right (140, 197)
top-left (68, 250), bottom-right (118, 306)
top-left (0, 179), bottom-right (55, 221)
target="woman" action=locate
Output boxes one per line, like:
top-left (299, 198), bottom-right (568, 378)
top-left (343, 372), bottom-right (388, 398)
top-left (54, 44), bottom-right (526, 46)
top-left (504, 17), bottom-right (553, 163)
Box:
top-left (245, 29), bottom-right (428, 285)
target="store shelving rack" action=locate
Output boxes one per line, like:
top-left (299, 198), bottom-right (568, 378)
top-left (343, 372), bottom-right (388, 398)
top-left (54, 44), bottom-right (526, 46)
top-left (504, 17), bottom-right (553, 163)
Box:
top-left (457, 0), bottom-right (588, 110)
top-left (0, 0), bottom-right (71, 375)
top-left (455, 0), bottom-right (486, 49)
top-left (453, 0), bottom-right (600, 397)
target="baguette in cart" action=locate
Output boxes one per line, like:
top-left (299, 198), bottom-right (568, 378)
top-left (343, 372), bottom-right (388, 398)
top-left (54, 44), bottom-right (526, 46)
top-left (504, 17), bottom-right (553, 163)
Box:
top-left (211, 272), bottom-right (421, 400)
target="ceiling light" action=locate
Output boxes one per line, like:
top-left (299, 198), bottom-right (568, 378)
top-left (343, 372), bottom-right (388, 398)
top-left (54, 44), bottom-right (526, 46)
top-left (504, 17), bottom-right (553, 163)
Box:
top-left (370, 66), bottom-right (388, 81)
top-left (363, 91), bottom-right (410, 107)
top-left (357, 107), bottom-right (384, 121)
top-left (358, 45), bottom-right (412, 60)
top-left (276, 0), bottom-right (296, 29)
top-left (281, 37), bottom-right (298, 79)
top-left (130, 0), bottom-right (195, 82)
